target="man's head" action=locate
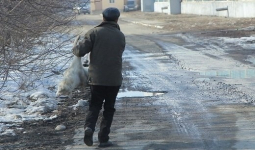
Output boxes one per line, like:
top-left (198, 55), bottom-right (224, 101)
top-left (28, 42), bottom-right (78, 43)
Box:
top-left (102, 7), bottom-right (120, 22)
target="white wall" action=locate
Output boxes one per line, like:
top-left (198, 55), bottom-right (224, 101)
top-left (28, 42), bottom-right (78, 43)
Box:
top-left (154, 2), bottom-right (170, 14)
top-left (154, 1), bottom-right (181, 14)
top-left (182, 1), bottom-right (255, 18)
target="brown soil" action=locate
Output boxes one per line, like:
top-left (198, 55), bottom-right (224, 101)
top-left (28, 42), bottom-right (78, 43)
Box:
top-left (122, 11), bottom-right (255, 34)
top-left (0, 91), bottom-right (90, 150)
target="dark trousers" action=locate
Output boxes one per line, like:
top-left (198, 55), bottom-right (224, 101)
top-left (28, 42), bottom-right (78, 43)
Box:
top-left (85, 85), bottom-right (120, 143)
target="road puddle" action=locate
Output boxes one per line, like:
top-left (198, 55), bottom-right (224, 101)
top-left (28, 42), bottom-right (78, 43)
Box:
top-left (199, 69), bottom-right (255, 79)
top-left (117, 90), bottom-right (166, 98)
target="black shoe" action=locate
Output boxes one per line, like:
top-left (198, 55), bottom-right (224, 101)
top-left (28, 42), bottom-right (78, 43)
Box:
top-left (84, 127), bottom-right (93, 146)
top-left (83, 60), bottom-right (89, 67)
top-left (83, 63), bottom-right (89, 67)
top-left (98, 141), bottom-right (113, 148)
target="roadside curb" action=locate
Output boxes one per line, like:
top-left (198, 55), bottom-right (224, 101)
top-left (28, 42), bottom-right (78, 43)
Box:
top-left (120, 18), bottom-right (164, 29)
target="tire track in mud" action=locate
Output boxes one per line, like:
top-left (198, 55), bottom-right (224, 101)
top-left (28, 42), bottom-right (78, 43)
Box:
top-left (124, 33), bottom-right (255, 149)
top-left (134, 33), bottom-right (255, 104)
top-left (122, 46), bottom-right (219, 149)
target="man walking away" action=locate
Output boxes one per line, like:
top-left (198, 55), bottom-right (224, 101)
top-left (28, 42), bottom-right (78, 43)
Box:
top-left (72, 7), bottom-right (126, 148)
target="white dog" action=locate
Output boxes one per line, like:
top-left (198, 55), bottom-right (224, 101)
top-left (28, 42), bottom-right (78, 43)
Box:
top-left (56, 36), bottom-right (89, 98)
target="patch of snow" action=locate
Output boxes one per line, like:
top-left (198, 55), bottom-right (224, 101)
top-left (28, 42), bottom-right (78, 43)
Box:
top-left (25, 98), bottom-right (58, 114)
top-left (72, 99), bottom-right (89, 111)
top-left (117, 90), bottom-right (165, 98)
top-left (246, 55), bottom-right (255, 65)
top-left (219, 36), bottom-right (255, 49)
top-left (1, 129), bottom-right (16, 136)
top-left (0, 34), bottom-right (76, 136)
top-left (55, 124), bottom-right (66, 131)
top-left (30, 91), bottom-right (50, 100)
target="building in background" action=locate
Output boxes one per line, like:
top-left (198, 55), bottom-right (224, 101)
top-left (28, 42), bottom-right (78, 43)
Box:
top-left (141, 0), bottom-right (181, 15)
top-left (141, 0), bottom-right (255, 18)
top-left (90, 0), bottom-right (102, 14)
top-left (181, 0), bottom-right (255, 18)
top-left (90, 0), bottom-right (141, 14)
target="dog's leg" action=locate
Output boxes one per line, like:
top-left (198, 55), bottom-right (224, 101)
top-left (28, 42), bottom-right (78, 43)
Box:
top-left (83, 53), bottom-right (90, 67)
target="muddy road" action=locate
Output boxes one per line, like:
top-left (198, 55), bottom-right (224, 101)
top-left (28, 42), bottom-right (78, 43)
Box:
top-left (2, 13), bottom-right (255, 150)
top-left (65, 13), bottom-right (255, 150)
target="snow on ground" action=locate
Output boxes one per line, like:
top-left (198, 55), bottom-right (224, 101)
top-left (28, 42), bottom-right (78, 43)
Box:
top-left (1, 32), bottom-right (255, 136)
top-left (159, 34), bottom-right (255, 103)
top-left (172, 34), bottom-right (255, 72)
top-left (0, 34), bottom-right (84, 136)
top-left (220, 36), bottom-right (255, 50)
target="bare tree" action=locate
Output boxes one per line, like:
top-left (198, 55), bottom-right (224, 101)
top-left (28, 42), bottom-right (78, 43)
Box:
top-left (0, 0), bottom-right (85, 95)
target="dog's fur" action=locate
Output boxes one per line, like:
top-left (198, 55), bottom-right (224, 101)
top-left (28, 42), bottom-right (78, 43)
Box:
top-left (56, 36), bottom-right (89, 98)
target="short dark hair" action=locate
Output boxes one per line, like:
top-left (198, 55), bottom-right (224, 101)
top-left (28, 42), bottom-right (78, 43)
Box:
top-left (102, 7), bottom-right (120, 21)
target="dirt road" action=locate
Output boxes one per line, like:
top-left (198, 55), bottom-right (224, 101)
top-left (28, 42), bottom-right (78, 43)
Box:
top-left (66, 13), bottom-right (255, 150)
top-left (2, 12), bottom-right (255, 150)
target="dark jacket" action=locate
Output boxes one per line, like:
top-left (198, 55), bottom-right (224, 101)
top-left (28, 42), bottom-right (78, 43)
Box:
top-left (72, 21), bottom-right (126, 86)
